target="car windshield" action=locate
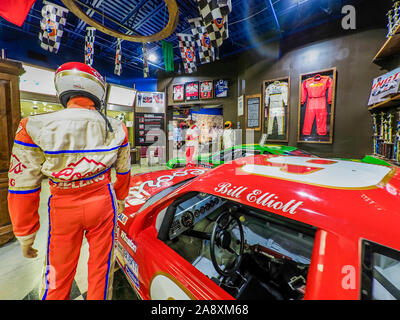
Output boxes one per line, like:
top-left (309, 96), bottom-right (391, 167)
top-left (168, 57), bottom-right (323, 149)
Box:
top-left (137, 179), bottom-right (193, 213)
top-left (211, 148), bottom-right (262, 162)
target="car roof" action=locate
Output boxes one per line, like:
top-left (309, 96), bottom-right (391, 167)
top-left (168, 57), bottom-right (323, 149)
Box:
top-left (180, 155), bottom-right (400, 250)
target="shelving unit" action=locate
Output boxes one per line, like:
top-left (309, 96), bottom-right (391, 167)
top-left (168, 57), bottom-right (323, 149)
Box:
top-left (373, 23), bottom-right (400, 63)
top-left (369, 19), bottom-right (400, 166)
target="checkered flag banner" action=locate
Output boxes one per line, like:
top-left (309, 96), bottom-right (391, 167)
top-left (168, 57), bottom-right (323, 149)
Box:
top-left (177, 33), bottom-right (197, 74)
top-left (188, 17), bottom-right (215, 64)
top-left (196, 0), bottom-right (231, 48)
top-left (142, 43), bottom-right (149, 78)
top-left (84, 27), bottom-right (96, 66)
top-left (39, 2), bottom-right (69, 54)
top-left (114, 39), bottom-right (122, 76)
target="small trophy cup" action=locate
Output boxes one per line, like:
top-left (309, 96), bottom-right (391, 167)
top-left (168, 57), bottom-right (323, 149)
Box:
top-left (387, 9), bottom-right (394, 37)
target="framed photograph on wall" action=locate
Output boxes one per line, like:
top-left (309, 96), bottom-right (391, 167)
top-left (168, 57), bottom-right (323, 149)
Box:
top-left (262, 77), bottom-right (290, 142)
top-left (199, 80), bottom-right (213, 99)
top-left (245, 94), bottom-right (262, 131)
top-left (173, 84), bottom-right (184, 102)
top-left (297, 68), bottom-right (337, 144)
top-left (214, 79), bottom-right (229, 98)
top-left (185, 81), bottom-right (199, 101)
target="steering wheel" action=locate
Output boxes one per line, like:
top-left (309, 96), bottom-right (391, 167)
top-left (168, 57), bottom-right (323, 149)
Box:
top-left (210, 211), bottom-right (245, 277)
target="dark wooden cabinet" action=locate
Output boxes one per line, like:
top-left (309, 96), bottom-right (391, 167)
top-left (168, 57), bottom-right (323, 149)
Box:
top-left (0, 60), bottom-right (24, 246)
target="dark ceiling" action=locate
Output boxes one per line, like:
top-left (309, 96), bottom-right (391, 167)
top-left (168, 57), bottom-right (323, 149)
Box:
top-left (0, 0), bottom-right (390, 79)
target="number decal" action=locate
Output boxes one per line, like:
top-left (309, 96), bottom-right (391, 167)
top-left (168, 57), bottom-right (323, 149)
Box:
top-left (241, 157), bottom-right (394, 190)
top-left (149, 272), bottom-right (194, 300)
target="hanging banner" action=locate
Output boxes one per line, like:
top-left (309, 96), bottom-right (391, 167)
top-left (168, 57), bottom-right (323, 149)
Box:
top-left (162, 40), bottom-right (174, 72)
top-left (39, 2), bottom-right (69, 54)
top-left (188, 17), bottom-right (215, 64)
top-left (115, 38), bottom-right (122, 76)
top-left (143, 43), bottom-right (149, 78)
top-left (84, 26), bottom-right (96, 66)
top-left (196, 0), bottom-right (231, 48)
top-left (177, 33), bottom-right (197, 74)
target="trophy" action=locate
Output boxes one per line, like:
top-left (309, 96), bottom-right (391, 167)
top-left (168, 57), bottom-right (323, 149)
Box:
top-left (394, 2), bottom-right (400, 29)
top-left (387, 9), bottom-right (394, 37)
top-left (380, 112), bottom-right (385, 138)
top-left (372, 113), bottom-right (378, 154)
top-left (395, 110), bottom-right (400, 162)
top-left (388, 113), bottom-right (394, 144)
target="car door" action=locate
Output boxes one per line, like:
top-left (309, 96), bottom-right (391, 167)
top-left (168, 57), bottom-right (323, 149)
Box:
top-left (132, 198), bottom-right (234, 300)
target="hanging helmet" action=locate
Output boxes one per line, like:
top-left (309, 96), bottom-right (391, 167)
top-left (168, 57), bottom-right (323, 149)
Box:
top-left (224, 121), bottom-right (232, 129)
top-left (54, 62), bottom-right (106, 110)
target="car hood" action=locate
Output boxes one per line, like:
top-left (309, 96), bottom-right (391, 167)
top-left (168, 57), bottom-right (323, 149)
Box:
top-left (125, 166), bottom-right (210, 213)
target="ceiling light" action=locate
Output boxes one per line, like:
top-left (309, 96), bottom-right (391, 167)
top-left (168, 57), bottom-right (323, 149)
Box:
top-left (148, 53), bottom-right (157, 63)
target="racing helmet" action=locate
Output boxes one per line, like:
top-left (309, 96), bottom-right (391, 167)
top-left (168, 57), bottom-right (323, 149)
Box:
top-left (54, 62), bottom-right (106, 110)
top-left (224, 121), bottom-right (232, 129)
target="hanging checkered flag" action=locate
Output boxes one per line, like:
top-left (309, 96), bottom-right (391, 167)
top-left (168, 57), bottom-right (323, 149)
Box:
top-left (142, 43), bottom-right (149, 78)
top-left (196, 0), bottom-right (232, 48)
top-left (84, 27), bottom-right (96, 66)
top-left (39, 2), bottom-right (69, 54)
top-left (177, 33), bottom-right (197, 74)
top-left (114, 38), bottom-right (122, 76)
top-left (188, 17), bottom-right (215, 64)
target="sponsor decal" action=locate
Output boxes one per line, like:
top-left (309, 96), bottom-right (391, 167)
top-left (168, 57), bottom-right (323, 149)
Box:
top-left (118, 213), bottom-right (128, 225)
top-left (123, 249), bottom-right (139, 277)
top-left (125, 265), bottom-right (139, 289)
top-left (214, 17), bottom-right (225, 29)
top-left (45, 19), bottom-right (57, 37)
top-left (201, 33), bottom-right (211, 48)
top-left (52, 157), bottom-right (106, 181)
top-left (185, 48), bottom-right (195, 62)
top-left (120, 230), bottom-right (137, 253)
top-left (9, 154), bottom-right (27, 174)
top-left (126, 168), bottom-right (207, 207)
top-left (53, 173), bottom-right (106, 189)
top-left (214, 182), bottom-right (304, 215)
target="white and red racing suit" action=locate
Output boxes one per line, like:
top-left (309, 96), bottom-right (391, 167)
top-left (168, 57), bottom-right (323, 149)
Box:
top-left (8, 96), bottom-right (131, 300)
top-left (265, 81), bottom-right (288, 136)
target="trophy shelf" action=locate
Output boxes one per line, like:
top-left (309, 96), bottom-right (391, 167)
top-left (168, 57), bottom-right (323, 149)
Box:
top-left (368, 93), bottom-right (400, 111)
top-left (373, 23), bottom-right (400, 63)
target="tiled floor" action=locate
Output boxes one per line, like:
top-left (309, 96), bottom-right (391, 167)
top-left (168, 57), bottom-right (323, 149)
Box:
top-left (0, 164), bottom-right (165, 300)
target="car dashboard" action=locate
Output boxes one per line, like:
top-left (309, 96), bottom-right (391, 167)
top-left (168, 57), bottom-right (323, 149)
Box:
top-left (169, 193), bottom-right (226, 240)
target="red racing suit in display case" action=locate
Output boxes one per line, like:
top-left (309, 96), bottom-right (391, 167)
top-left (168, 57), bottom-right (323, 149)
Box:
top-left (8, 97), bottom-right (131, 300)
top-left (301, 75), bottom-right (333, 136)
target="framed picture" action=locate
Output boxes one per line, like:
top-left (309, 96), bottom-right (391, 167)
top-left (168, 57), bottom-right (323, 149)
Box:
top-left (214, 79), bottom-right (228, 98)
top-left (245, 94), bottom-right (262, 131)
top-left (297, 68), bottom-right (337, 144)
top-left (173, 84), bottom-right (184, 102)
top-left (199, 80), bottom-right (213, 99)
top-left (185, 81), bottom-right (199, 101)
top-left (262, 77), bottom-right (290, 142)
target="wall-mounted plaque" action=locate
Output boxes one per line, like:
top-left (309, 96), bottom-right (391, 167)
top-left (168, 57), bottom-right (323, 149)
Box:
top-left (246, 94), bottom-right (261, 131)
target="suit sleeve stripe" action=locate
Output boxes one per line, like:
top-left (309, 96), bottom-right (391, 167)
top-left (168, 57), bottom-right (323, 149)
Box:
top-left (116, 169), bottom-right (131, 175)
top-left (9, 187), bottom-right (41, 194)
top-left (14, 140), bottom-right (39, 148)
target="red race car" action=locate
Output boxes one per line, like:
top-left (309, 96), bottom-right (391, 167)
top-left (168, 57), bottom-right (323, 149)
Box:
top-left (115, 155), bottom-right (400, 300)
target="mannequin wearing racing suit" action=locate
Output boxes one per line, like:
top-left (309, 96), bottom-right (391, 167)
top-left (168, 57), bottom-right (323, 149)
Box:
top-left (185, 120), bottom-right (200, 166)
top-left (8, 62), bottom-right (131, 300)
top-left (223, 121), bottom-right (235, 150)
top-left (265, 81), bottom-right (288, 136)
top-left (301, 74), bottom-right (333, 136)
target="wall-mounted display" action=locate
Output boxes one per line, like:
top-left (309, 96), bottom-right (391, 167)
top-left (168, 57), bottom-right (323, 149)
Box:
top-left (173, 84), bottom-right (185, 102)
top-left (136, 92), bottom-right (165, 109)
top-left (199, 80), bottom-right (213, 99)
top-left (214, 79), bottom-right (228, 98)
top-left (246, 94), bottom-right (262, 131)
top-left (20, 64), bottom-right (57, 96)
top-left (298, 68), bottom-right (337, 144)
top-left (263, 77), bottom-right (290, 142)
top-left (368, 67), bottom-right (400, 106)
top-left (185, 81), bottom-right (199, 101)
top-left (238, 95), bottom-right (244, 117)
top-left (107, 84), bottom-right (137, 107)
top-left (134, 113), bottom-right (165, 146)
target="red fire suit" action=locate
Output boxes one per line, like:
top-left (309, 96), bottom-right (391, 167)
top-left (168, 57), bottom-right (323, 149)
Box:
top-left (301, 75), bottom-right (333, 136)
top-left (8, 97), bottom-right (131, 300)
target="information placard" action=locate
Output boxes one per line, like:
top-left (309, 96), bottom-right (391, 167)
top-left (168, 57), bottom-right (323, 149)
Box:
top-left (246, 94), bottom-right (261, 131)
